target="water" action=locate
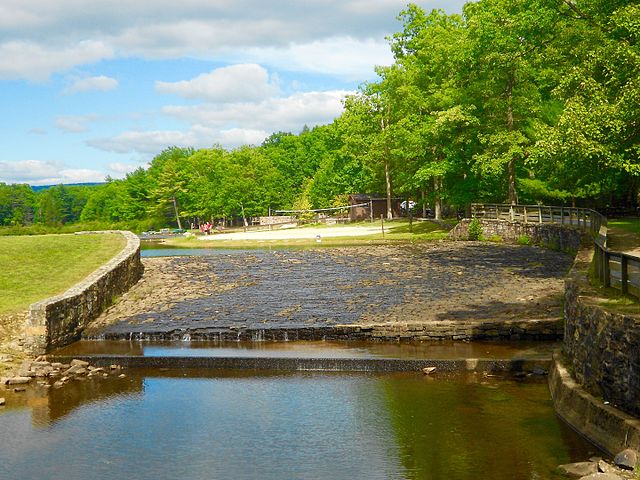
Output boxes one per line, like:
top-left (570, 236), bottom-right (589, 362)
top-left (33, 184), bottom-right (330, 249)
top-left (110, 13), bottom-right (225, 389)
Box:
top-left (0, 370), bottom-right (599, 480)
top-left (54, 339), bottom-right (560, 360)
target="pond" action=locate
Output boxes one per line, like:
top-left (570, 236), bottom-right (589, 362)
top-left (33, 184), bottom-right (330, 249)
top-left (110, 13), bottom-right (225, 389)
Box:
top-left (0, 369), bottom-right (598, 480)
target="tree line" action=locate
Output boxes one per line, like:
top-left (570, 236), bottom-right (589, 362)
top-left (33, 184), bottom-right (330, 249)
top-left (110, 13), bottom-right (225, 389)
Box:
top-left (1, 0), bottom-right (638, 231)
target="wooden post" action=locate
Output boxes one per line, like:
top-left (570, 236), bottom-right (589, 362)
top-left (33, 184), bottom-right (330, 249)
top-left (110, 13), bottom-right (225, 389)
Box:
top-left (603, 251), bottom-right (611, 288)
top-left (370, 199), bottom-right (374, 223)
top-left (621, 256), bottom-right (629, 295)
top-left (549, 206), bottom-right (553, 224)
top-left (523, 206), bottom-right (528, 224)
top-left (380, 214), bottom-right (385, 239)
top-left (509, 205), bottom-right (514, 221)
top-left (538, 206), bottom-right (543, 224)
top-left (560, 206), bottom-right (564, 225)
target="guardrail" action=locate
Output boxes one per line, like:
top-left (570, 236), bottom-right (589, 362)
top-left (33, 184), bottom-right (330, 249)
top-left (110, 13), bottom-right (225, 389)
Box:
top-left (471, 203), bottom-right (638, 299)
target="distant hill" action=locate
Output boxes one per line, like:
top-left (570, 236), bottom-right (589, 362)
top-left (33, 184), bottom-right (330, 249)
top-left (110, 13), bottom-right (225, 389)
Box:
top-left (31, 182), bottom-right (105, 192)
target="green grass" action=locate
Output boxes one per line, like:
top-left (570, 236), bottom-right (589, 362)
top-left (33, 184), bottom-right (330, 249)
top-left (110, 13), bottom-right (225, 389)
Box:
top-left (0, 233), bottom-right (126, 314)
top-left (609, 218), bottom-right (640, 235)
top-left (158, 219), bottom-right (451, 249)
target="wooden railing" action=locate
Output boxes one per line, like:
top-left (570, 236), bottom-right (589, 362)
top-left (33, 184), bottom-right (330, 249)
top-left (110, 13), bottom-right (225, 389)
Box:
top-left (471, 203), bottom-right (639, 299)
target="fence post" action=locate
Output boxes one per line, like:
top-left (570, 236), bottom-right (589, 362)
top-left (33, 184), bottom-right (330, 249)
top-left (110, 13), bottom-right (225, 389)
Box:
top-left (560, 206), bottom-right (564, 225)
top-left (523, 206), bottom-right (528, 224)
top-left (603, 251), bottom-right (611, 288)
top-left (538, 206), bottom-right (543, 224)
top-left (509, 205), bottom-right (514, 221)
top-left (621, 256), bottom-right (629, 295)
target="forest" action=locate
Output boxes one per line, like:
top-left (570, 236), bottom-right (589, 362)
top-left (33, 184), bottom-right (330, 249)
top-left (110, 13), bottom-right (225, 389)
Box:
top-left (1, 0), bottom-right (638, 232)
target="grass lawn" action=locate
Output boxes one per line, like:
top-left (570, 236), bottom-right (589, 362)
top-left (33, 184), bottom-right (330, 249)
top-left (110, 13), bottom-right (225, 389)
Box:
top-left (0, 233), bottom-right (126, 315)
top-left (157, 219), bottom-right (452, 249)
top-left (608, 218), bottom-right (640, 236)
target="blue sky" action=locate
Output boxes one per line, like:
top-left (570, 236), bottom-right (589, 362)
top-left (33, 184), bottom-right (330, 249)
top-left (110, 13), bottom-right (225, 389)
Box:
top-left (0, 0), bottom-right (466, 185)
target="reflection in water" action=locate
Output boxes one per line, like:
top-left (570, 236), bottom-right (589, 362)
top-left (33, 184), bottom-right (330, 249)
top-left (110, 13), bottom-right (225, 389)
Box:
top-left (54, 339), bottom-right (560, 360)
top-left (0, 371), bottom-right (598, 480)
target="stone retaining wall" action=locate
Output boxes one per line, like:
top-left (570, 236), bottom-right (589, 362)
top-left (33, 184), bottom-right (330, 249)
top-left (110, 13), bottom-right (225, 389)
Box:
top-left (450, 218), bottom-right (582, 253)
top-left (93, 318), bottom-right (563, 342)
top-left (549, 352), bottom-right (640, 455)
top-left (564, 246), bottom-right (640, 417)
top-left (25, 231), bottom-right (143, 354)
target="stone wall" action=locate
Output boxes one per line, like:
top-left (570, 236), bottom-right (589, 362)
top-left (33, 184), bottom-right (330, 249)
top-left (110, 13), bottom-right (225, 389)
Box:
top-left (549, 352), bottom-right (640, 455)
top-left (95, 318), bottom-right (563, 342)
top-left (450, 218), bottom-right (583, 253)
top-left (25, 231), bottom-right (143, 354)
top-left (564, 246), bottom-right (640, 417)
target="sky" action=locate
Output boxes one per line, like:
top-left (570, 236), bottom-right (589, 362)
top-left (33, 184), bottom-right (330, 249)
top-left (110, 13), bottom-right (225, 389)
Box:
top-left (0, 0), bottom-right (466, 186)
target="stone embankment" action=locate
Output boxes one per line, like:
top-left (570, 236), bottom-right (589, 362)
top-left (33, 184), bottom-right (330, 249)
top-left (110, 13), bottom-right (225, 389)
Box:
top-left (451, 218), bottom-right (583, 252)
top-left (551, 242), bottom-right (640, 459)
top-left (24, 231), bottom-right (143, 354)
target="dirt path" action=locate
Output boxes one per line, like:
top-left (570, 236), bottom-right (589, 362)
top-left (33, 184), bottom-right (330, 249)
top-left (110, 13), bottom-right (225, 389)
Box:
top-left (197, 225), bottom-right (384, 241)
top-left (88, 242), bottom-right (573, 338)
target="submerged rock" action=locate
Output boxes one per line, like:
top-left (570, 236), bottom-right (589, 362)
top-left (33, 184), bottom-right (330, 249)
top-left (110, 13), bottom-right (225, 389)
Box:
top-left (558, 462), bottom-right (598, 477)
top-left (578, 474), bottom-right (622, 480)
top-left (5, 376), bottom-right (31, 385)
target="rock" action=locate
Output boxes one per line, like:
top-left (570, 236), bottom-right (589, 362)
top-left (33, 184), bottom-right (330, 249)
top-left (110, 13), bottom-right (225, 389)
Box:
top-left (31, 361), bottom-right (51, 367)
top-left (422, 367), bottom-right (436, 375)
top-left (70, 359), bottom-right (89, 368)
top-left (532, 366), bottom-right (547, 376)
top-left (0, 354), bottom-right (13, 362)
top-left (0, 397), bottom-right (5, 406)
top-left (53, 381), bottom-right (64, 388)
top-left (6, 376), bottom-right (31, 385)
top-left (51, 362), bottom-right (63, 369)
top-left (578, 474), bottom-right (623, 480)
top-left (118, 374), bottom-right (126, 378)
top-left (558, 462), bottom-right (598, 477)
top-left (598, 460), bottom-right (617, 474)
top-left (110, 364), bottom-right (119, 370)
top-left (13, 387), bottom-right (26, 393)
top-left (614, 449), bottom-right (637, 471)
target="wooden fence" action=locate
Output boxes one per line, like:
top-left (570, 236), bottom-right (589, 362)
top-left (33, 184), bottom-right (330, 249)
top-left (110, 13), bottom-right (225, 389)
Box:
top-left (471, 203), bottom-right (639, 299)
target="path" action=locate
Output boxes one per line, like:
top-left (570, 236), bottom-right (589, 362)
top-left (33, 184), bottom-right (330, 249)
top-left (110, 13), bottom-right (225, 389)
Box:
top-left (87, 243), bottom-right (573, 339)
top-left (197, 225), bottom-right (383, 241)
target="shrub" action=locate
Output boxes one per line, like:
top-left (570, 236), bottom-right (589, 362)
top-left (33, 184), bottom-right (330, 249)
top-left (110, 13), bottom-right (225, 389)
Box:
top-left (517, 235), bottom-right (531, 245)
top-left (468, 218), bottom-right (483, 241)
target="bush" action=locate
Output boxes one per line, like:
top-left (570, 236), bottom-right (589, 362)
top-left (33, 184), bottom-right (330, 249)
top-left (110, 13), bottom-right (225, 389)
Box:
top-left (468, 218), bottom-right (483, 240)
top-left (517, 235), bottom-right (531, 245)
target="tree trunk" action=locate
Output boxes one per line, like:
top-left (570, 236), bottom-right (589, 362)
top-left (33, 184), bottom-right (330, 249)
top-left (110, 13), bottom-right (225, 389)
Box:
top-left (506, 73), bottom-right (518, 205)
top-left (171, 196), bottom-right (182, 229)
top-left (422, 190), bottom-right (427, 218)
top-left (384, 159), bottom-right (393, 220)
top-left (434, 176), bottom-right (443, 220)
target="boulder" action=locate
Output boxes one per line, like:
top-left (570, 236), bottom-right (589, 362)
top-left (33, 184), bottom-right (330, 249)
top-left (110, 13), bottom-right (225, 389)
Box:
top-left (558, 462), bottom-right (598, 477)
top-left (0, 397), bottom-right (5, 406)
top-left (613, 449), bottom-right (637, 471)
top-left (6, 377), bottom-right (31, 385)
top-left (70, 359), bottom-right (89, 368)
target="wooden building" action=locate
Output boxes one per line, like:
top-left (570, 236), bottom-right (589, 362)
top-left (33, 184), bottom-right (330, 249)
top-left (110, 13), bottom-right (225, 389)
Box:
top-left (348, 194), bottom-right (402, 221)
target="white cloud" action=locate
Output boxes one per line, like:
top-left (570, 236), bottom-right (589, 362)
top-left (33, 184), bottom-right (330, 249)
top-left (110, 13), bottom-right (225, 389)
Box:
top-left (28, 128), bottom-right (47, 135)
top-left (87, 129), bottom-right (202, 155)
top-left (108, 162), bottom-right (139, 175)
top-left (87, 89), bottom-right (351, 155)
top-left (156, 64), bottom-right (278, 103)
top-left (54, 114), bottom-right (100, 133)
top-left (241, 37), bottom-right (394, 80)
top-left (0, 1), bottom-right (466, 80)
top-left (163, 90), bottom-right (351, 132)
top-left (64, 75), bottom-right (118, 94)
top-left (0, 160), bottom-right (105, 185)
top-left (0, 40), bottom-right (113, 81)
